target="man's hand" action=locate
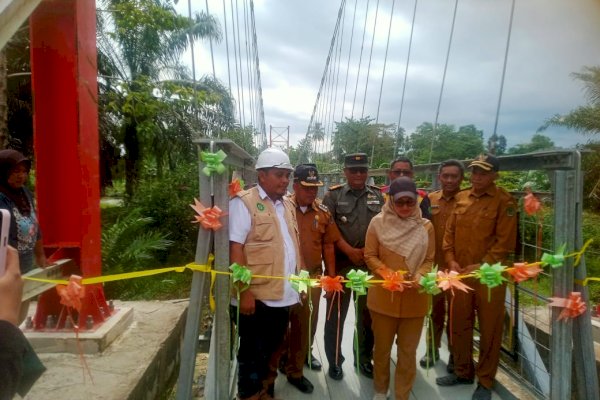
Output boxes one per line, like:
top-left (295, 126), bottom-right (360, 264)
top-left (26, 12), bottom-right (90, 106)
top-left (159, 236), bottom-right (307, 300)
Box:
top-left (239, 290), bottom-right (256, 315)
top-left (347, 247), bottom-right (364, 266)
top-left (0, 247), bottom-right (23, 325)
top-left (448, 260), bottom-right (463, 273)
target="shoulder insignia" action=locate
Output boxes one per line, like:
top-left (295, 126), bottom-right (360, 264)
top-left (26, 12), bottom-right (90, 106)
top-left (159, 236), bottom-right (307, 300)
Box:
top-left (328, 184), bottom-right (343, 190)
top-left (506, 203), bottom-right (516, 217)
top-left (318, 203), bottom-right (329, 213)
top-left (367, 184), bottom-right (382, 191)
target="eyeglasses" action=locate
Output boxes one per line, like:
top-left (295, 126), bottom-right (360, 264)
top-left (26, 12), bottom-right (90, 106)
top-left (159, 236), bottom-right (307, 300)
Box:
top-left (394, 199), bottom-right (416, 207)
top-left (347, 168), bottom-right (368, 174)
top-left (390, 169), bottom-right (412, 176)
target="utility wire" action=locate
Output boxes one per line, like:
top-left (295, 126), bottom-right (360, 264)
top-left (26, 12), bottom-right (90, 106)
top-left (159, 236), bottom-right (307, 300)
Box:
top-left (428, 0), bottom-right (459, 163)
top-left (360, 0), bottom-right (381, 119)
top-left (493, 0), bottom-right (516, 137)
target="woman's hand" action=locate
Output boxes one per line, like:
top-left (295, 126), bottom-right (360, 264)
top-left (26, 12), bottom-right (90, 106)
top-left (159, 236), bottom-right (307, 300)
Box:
top-left (0, 247), bottom-right (23, 325)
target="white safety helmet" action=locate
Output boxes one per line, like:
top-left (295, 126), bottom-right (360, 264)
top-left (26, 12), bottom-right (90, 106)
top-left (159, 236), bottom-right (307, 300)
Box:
top-left (255, 147), bottom-right (294, 171)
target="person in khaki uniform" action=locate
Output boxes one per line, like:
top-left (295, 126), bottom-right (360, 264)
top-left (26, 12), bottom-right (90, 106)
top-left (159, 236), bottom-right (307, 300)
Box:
top-left (419, 159), bottom-right (464, 370)
top-left (436, 154), bottom-right (517, 400)
top-left (229, 147), bottom-right (302, 400)
top-left (364, 177), bottom-right (435, 400)
top-left (277, 164), bottom-right (340, 394)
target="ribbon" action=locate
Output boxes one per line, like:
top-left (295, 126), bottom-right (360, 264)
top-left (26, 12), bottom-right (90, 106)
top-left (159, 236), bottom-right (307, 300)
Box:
top-left (229, 263), bottom-right (252, 292)
top-left (190, 198), bottom-right (226, 231)
top-left (381, 270), bottom-right (408, 293)
top-left (319, 275), bottom-right (344, 365)
top-left (541, 243), bottom-right (566, 269)
top-left (474, 262), bottom-right (506, 289)
top-left (290, 270), bottom-right (314, 294)
top-left (523, 190), bottom-right (541, 216)
top-left (229, 178), bottom-right (244, 197)
top-left (345, 269), bottom-right (372, 296)
top-left (507, 262), bottom-right (542, 283)
top-left (567, 238), bottom-right (593, 267)
top-left (437, 270), bottom-right (472, 293)
top-left (200, 149), bottom-right (227, 176)
top-left (56, 275), bottom-right (86, 312)
top-left (419, 269), bottom-right (441, 296)
top-left (318, 275), bottom-right (344, 293)
top-left (548, 292), bottom-right (586, 321)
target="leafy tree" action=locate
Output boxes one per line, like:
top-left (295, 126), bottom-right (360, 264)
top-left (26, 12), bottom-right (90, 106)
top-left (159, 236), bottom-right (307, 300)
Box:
top-left (330, 117), bottom-right (395, 169)
top-left (487, 133), bottom-right (507, 155)
top-left (289, 137), bottom-right (312, 166)
top-left (507, 134), bottom-right (555, 154)
top-left (220, 125), bottom-right (259, 158)
top-left (539, 66), bottom-right (600, 135)
top-left (98, 0), bottom-right (224, 196)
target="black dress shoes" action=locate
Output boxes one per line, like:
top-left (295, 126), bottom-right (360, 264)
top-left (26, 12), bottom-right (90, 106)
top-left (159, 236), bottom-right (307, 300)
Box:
top-left (305, 354), bottom-right (322, 370)
top-left (287, 376), bottom-right (314, 393)
top-left (436, 373), bottom-right (474, 386)
top-left (419, 350), bottom-right (439, 368)
top-left (328, 365), bottom-right (344, 380)
top-left (359, 362), bottom-right (374, 379)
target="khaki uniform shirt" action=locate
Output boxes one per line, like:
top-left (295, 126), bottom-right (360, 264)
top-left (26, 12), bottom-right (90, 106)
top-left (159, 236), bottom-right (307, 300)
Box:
top-left (443, 185), bottom-right (517, 273)
top-left (323, 184), bottom-right (384, 268)
top-left (429, 189), bottom-right (462, 269)
top-left (290, 194), bottom-right (341, 275)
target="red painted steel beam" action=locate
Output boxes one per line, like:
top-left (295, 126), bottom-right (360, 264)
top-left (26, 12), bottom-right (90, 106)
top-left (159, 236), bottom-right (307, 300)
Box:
top-left (30, 0), bottom-right (108, 328)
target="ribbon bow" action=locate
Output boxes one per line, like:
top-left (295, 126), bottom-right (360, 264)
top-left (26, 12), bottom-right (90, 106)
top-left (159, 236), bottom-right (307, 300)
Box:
top-left (200, 150), bottom-right (227, 176)
top-left (229, 263), bottom-right (252, 292)
top-left (507, 262), bottom-right (543, 283)
top-left (290, 270), bottom-right (315, 294)
top-left (437, 270), bottom-right (472, 293)
top-left (549, 292), bottom-right (586, 321)
top-left (318, 275), bottom-right (344, 294)
top-left (56, 275), bottom-right (86, 312)
top-left (345, 269), bottom-right (372, 296)
top-left (523, 190), bottom-right (541, 216)
top-left (419, 269), bottom-right (441, 295)
top-left (474, 262), bottom-right (506, 289)
top-left (229, 178), bottom-right (244, 197)
top-left (541, 243), bottom-right (566, 269)
top-left (190, 198), bottom-right (226, 230)
top-left (381, 270), bottom-right (408, 292)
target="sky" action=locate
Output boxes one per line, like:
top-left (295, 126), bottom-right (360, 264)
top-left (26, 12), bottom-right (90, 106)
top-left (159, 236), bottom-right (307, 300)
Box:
top-left (175, 0), bottom-right (600, 150)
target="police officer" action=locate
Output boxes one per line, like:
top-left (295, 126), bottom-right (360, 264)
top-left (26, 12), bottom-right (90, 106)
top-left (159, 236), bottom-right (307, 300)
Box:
top-left (385, 157), bottom-right (431, 219)
top-left (229, 147), bottom-right (302, 400)
top-left (419, 159), bottom-right (464, 370)
top-left (436, 154), bottom-right (517, 400)
top-left (278, 164), bottom-right (340, 394)
top-left (323, 153), bottom-right (384, 380)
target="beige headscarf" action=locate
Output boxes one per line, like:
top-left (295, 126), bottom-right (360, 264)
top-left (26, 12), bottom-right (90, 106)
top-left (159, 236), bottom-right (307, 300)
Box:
top-left (375, 199), bottom-right (429, 272)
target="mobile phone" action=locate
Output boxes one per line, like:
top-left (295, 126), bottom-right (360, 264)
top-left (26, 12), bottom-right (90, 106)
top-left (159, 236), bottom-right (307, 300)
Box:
top-left (0, 209), bottom-right (10, 276)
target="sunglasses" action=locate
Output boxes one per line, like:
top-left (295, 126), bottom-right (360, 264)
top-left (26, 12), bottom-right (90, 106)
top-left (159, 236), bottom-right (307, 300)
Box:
top-left (390, 169), bottom-right (412, 176)
top-left (347, 168), bottom-right (368, 174)
top-left (394, 199), bottom-right (417, 207)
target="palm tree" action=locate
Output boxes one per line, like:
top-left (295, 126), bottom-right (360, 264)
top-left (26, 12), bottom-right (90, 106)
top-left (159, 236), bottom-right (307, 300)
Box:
top-left (98, 0), bottom-right (226, 196)
top-left (539, 66), bottom-right (600, 135)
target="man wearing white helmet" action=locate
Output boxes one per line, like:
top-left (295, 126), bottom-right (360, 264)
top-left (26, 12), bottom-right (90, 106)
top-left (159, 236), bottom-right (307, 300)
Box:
top-left (229, 147), bottom-right (302, 400)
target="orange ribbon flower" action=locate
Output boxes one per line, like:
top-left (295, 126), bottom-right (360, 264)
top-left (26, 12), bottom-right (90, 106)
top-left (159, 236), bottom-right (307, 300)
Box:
top-left (524, 189), bottom-right (541, 216)
top-left (229, 178), bottom-right (243, 197)
top-left (190, 198), bottom-right (226, 231)
top-left (381, 270), bottom-right (408, 292)
top-left (56, 275), bottom-right (85, 312)
top-left (548, 292), bottom-right (586, 321)
top-left (437, 270), bottom-right (472, 293)
top-left (318, 275), bottom-right (344, 293)
top-left (507, 262), bottom-right (543, 283)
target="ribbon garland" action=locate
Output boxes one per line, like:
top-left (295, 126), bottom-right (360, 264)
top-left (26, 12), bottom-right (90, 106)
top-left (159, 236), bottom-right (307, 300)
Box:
top-left (345, 269), bottom-right (372, 296)
top-left (541, 243), bottom-right (566, 269)
top-left (200, 150), bottom-right (227, 176)
top-left (473, 262), bottom-right (507, 302)
top-left (290, 270), bottom-right (314, 294)
top-left (419, 268), bottom-right (441, 296)
top-left (228, 178), bottom-right (244, 197)
top-left (549, 292), bottom-right (586, 321)
top-left (190, 198), bottom-right (226, 231)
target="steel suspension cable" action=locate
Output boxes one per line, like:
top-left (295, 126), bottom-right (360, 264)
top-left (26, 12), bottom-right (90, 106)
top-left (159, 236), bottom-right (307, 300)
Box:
top-left (222, 0), bottom-right (232, 95)
top-left (360, 0), bottom-right (381, 119)
top-left (205, 0), bottom-right (216, 78)
top-left (324, 20), bottom-right (344, 157)
top-left (394, 0), bottom-right (419, 156)
top-left (249, 0), bottom-right (266, 144)
top-left (375, 0), bottom-right (396, 124)
top-left (327, 4), bottom-right (346, 158)
top-left (230, 0), bottom-right (243, 127)
top-left (340, 0), bottom-right (359, 121)
top-left (234, 0), bottom-right (247, 127)
top-left (242, 0), bottom-right (255, 130)
top-left (428, 0), bottom-right (459, 163)
top-left (351, 0), bottom-right (371, 118)
top-left (492, 0), bottom-right (516, 137)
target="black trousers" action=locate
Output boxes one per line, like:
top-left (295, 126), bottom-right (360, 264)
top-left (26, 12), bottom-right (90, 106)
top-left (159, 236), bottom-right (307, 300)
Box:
top-left (230, 301), bottom-right (290, 399)
top-left (324, 285), bottom-right (373, 367)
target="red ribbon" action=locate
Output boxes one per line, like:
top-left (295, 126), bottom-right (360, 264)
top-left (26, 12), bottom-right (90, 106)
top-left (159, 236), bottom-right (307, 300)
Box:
top-left (190, 198), bottom-right (226, 231)
top-left (56, 275), bottom-right (85, 312)
top-left (524, 190), bottom-right (541, 216)
top-left (548, 292), bottom-right (586, 321)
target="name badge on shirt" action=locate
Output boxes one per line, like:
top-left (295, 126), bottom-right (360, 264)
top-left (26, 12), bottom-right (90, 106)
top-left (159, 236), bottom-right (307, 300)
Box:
top-left (367, 200), bottom-right (380, 205)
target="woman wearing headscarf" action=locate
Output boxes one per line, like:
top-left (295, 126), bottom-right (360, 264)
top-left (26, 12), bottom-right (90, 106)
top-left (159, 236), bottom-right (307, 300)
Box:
top-left (364, 177), bottom-right (435, 400)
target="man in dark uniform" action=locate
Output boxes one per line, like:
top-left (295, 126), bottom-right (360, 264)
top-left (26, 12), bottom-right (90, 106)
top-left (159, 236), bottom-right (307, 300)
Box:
top-left (436, 154), bottom-right (517, 400)
top-left (383, 157), bottom-right (431, 219)
top-left (277, 164), bottom-right (340, 393)
top-left (419, 159), bottom-right (464, 370)
top-left (323, 153), bottom-right (384, 380)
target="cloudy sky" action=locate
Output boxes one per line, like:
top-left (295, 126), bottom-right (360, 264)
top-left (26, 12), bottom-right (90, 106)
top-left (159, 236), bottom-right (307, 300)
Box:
top-left (175, 0), bottom-right (600, 150)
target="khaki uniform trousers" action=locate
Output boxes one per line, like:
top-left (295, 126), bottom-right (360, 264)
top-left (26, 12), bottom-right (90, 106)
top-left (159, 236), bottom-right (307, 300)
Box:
top-left (450, 277), bottom-right (506, 389)
top-left (371, 310), bottom-right (424, 400)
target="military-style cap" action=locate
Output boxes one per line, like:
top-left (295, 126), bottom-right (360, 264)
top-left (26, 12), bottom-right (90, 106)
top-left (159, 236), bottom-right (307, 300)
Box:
top-left (294, 163), bottom-right (323, 187)
top-left (344, 153), bottom-right (369, 168)
top-left (469, 153), bottom-right (500, 172)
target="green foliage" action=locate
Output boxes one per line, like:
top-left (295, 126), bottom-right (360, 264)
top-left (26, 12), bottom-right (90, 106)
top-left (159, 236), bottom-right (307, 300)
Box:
top-left (406, 123), bottom-right (485, 164)
top-left (580, 141), bottom-right (600, 210)
top-left (220, 125), bottom-right (259, 158)
top-left (507, 134), bottom-right (555, 155)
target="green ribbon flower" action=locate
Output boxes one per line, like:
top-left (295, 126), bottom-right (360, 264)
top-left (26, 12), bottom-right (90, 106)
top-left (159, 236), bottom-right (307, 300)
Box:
top-left (201, 150), bottom-right (227, 176)
top-left (419, 266), bottom-right (441, 295)
top-left (290, 270), bottom-right (314, 294)
top-left (474, 262), bottom-right (506, 289)
top-left (541, 243), bottom-right (566, 269)
top-left (229, 263), bottom-right (252, 292)
top-left (345, 269), bottom-right (372, 296)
